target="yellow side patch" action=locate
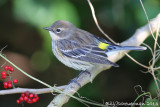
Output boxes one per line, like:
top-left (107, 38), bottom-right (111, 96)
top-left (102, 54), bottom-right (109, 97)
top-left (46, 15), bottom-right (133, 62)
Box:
top-left (98, 42), bottom-right (109, 50)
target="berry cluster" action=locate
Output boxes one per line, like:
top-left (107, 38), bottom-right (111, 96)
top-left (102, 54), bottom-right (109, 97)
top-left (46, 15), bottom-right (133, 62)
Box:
top-left (1, 65), bottom-right (39, 104)
top-left (16, 91), bottom-right (39, 104)
top-left (1, 65), bottom-right (18, 88)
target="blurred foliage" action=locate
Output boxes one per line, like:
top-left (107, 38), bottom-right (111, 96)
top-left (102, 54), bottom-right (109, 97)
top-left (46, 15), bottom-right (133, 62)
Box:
top-left (30, 50), bottom-right (51, 71)
top-left (13, 0), bottom-right (80, 58)
top-left (0, 0), bottom-right (160, 107)
top-left (13, 0), bottom-right (80, 27)
top-left (149, 78), bottom-right (158, 96)
top-left (135, 0), bottom-right (160, 26)
top-left (142, 98), bottom-right (159, 107)
top-left (0, 0), bottom-right (7, 6)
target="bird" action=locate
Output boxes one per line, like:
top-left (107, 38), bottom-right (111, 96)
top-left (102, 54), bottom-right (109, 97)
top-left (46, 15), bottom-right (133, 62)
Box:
top-left (44, 20), bottom-right (146, 72)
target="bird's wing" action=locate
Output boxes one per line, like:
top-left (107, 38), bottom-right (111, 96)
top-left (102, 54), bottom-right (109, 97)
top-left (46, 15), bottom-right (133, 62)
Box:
top-left (58, 39), bottom-right (119, 67)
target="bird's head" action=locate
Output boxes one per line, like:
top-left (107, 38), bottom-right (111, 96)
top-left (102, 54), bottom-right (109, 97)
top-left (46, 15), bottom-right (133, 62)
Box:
top-left (44, 20), bottom-right (76, 40)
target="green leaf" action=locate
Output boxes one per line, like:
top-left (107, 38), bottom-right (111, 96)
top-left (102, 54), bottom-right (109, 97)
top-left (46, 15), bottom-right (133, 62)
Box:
top-left (142, 98), bottom-right (159, 107)
top-left (149, 74), bottom-right (160, 96)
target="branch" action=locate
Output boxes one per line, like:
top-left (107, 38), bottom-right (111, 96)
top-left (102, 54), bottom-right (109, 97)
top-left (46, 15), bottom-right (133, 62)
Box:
top-left (47, 13), bottom-right (160, 107)
top-left (0, 86), bottom-right (66, 95)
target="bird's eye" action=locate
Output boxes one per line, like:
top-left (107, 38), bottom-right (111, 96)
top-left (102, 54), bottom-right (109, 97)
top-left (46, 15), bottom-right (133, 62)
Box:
top-left (56, 28), bottom-right (61, 33)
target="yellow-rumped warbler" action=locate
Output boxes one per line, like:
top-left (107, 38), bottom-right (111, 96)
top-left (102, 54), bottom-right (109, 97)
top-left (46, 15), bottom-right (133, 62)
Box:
top-left (44, 20), bottom-right (146, 71)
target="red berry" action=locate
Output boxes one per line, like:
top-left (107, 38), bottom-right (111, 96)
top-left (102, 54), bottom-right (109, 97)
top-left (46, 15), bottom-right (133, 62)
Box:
top-left (6, 73), bottom-right (9, 76)
top-left (21, 93), bottom-right (25, 97)
top-left (3, 82), bottom-right (8, 88)
top-left (16, 99), bottom-right (20, 104)
top-left (4, 86), bottom-right (8, 89)
top-left (2, 75), bottom-right (6, 79)
top-left (34, 94), bottom-right (38, 98)
top-left (32, 98), bottom-right (37, 102)
top-left (8, 83), bottom-right (12, 88)
top-left (19, 97), bottom-right (24, 101)
top-left (4, 66), bottom-right (9, 71)
top-left (13, 79), bottom-right (18, 83)
top-left (36, 96), bottom-right (39, 100)
top-left (3, 82), bottom-right (8, 86)
top-left (24, 96), bottom-right (28, 101)
top-left (8, 80), bottom-right (11, 83)
top-left (9, 68), bottom-right (14, 72)
top-left (27, 98), bottom-right (33, 104)
top-left (8, 66), bottom-right (12, 70)
top-left (1, 71), bottom-right (6, 76)
top-left (29, 94), bottom-right (33, 98)
top-left (25, 91), bottom-right (30, 96)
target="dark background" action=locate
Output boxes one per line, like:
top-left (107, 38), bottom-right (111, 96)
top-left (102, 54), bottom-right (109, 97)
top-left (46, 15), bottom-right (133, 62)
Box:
top-left (0, 0), bottom-right (160, 107)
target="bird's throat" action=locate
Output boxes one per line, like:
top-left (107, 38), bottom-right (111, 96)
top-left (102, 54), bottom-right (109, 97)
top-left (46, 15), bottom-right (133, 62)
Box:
top-left (49, 31), bottom-right (60, 40)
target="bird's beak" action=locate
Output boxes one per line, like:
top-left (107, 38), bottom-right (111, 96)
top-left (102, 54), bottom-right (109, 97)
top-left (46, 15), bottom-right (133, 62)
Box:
top-left (43, 27), bottom-right (51, 31)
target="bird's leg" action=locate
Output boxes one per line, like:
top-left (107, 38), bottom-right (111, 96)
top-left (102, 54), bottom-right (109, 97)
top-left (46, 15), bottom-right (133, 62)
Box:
top-left (69, 70), bottom-right (91, 87)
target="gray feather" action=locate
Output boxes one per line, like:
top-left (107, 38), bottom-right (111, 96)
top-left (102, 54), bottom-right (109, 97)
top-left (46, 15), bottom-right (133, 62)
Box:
top-left (58, 39), bottom-right (119, 67)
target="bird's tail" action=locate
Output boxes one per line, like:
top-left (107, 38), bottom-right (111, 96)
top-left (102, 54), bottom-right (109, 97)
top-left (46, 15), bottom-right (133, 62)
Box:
top-left (117, 46), bottom-right (147, 51)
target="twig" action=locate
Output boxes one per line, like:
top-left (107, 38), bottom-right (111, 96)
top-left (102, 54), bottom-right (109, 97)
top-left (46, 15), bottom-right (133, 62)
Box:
top-left (150, 23), bottom-right (160, 92)
top-left (124, 53), bottom-right (149, 69)
top-left (0, 86), bottom-right (66, 95)
top-left (142, 43), bottom-right (154, 55)
top-left (87, 0), bottom-right (116, 44)
top-left (0, 54), bottom-right (53, 89)
top-left (140, 0), bottom-right (156, 42)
